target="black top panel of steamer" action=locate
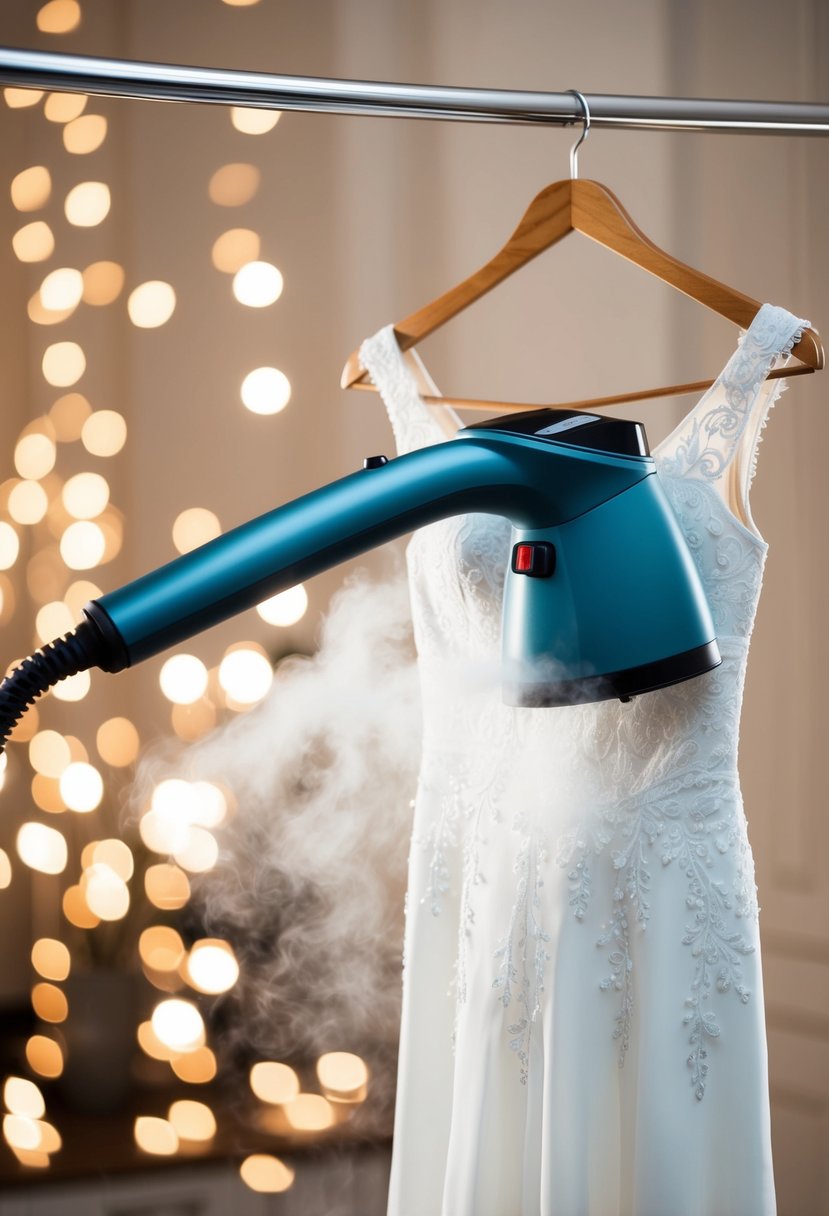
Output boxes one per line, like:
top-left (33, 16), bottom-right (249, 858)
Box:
top-left (464, 409), bottom-right (650, 458)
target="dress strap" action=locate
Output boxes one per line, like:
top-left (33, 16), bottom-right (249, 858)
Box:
top-left (658, 304), bottom-right (809, 482)
top-left (657, 304), bottom-right (810, 534)
top-left (359, 326), bottom-right (459, 455)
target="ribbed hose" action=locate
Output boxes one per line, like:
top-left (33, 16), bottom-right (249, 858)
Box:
top-left (0, 619), bottom-right (105, 753)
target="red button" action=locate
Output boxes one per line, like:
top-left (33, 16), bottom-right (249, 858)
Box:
top-left (511, 541), bottom-right (556, 577)
top-left (514, 544), bottom-right (534, 572)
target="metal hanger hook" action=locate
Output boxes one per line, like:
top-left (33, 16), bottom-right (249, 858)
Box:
top-left (567, 90), bottom-right (591, 180)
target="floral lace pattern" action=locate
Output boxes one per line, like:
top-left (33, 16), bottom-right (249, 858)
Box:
top-left (361, 306), bottom-right (807, 1101)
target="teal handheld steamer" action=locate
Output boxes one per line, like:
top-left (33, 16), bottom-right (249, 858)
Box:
top-left (0, 408), bottom-right (719, 746)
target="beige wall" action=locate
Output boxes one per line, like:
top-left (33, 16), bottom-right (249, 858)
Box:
top-left (0, 0), bottom-right (826, 1208)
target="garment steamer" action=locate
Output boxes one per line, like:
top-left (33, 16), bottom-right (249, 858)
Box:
top-left (0, 406), bottom-right (720, 748)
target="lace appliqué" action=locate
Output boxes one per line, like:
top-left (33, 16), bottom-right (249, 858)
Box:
top-left (560, 677), bottom-right (760, 1100)
top-left (492, 833), bottom-right (550, 1085)
top-left (660, 303), bottom-right (809, 484)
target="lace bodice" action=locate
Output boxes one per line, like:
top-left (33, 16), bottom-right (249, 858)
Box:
top-left (360, 304), bottom-right (807, 1103)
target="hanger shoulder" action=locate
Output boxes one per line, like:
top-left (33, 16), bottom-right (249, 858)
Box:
top-left (573, 179), bottom-right (824, 369)
top-left (342, 176), bottom-right (824, 391)
top-left (341, 180), bottom-right (574, 389)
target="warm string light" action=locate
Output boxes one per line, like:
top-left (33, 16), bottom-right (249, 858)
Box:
top-left (36, 1), bottom-right (82, 34)
top-left (240, 1155), bottom-right (295, 1194)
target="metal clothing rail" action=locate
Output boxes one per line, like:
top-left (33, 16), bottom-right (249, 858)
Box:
top-left (0, 46), bottom-right (828, 135)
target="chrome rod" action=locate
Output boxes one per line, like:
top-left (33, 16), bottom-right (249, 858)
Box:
top-left (1, 47), bottom-right (828, 134)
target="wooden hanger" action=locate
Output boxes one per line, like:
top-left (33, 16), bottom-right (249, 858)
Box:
top-left (341, 176), bottom-right (824, 414)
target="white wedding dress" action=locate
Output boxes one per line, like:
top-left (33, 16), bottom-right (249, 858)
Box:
top-left (360, 303), bottom-right (807, 1216)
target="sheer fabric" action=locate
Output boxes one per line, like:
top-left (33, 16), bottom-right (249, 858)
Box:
top-left (361, 304), bottom-right (807, 1216)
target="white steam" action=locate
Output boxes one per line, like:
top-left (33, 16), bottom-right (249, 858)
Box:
top-left (132, 572), bottom-right (422, 1074)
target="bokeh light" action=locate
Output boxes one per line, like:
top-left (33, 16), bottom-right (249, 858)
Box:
top-left (211, 228), bottom-right (260, 273)
top-left (32, 1121), bottom-right (61, 1154)
top-left (8, 480), bottom-right (49, 525)
top-left (168, 1100), bottom-right (216, 1142)
top-left (96, 717), bottom-right (140, 767)
top-left (40, 267), bottom-right (84, 312)
top-left (82, 261), bottom-right (124, 306)
top-left (283, 1094), bottom-right (334, 1131)
top-left (140, 926), bottom-right (184, 973)
top-left (64, 578), bottom-right (101, 619)
top-left (186, 940), bottom-right (239, 994)
top-left (62, 883), bottom-right (100, 929)
top-left (51, 669), bottom-right (91, 702)
top-left (240, 366), bottom-right (291, 415)
top-left (174, 826), bottom-right (218, 875)
top-left (31, 776), bottom-right (63, 813)
top-left (50, 392), bottom-right (92, 442)
top-left (28, 292), bottom-right (75, 326)
top-left (0, 849), bottom-right (11, 889)
top-left (250, 1061), bottom-right (299, 1106)
top-left (0, 574), bottom-right (15, 628)
top-left (232, 261), bottom-right (283, 307)
top-left (127, 280), bottom-right (176, 329)
top-left (11, 166), bottom-right (51, 212)
top-left (151, 999), bottom-right (205, 1054)
top-left (159, 654), bottom-right (208, 705)
top-left (171, 1046), bottom-right (217, 1085)
top-left (4, 89), bottom-right (44, 109)
top-left (59, 760), bottom-right (103, 812)
top-left (0, 523), bottom-right (20, 570)
top-left (64, 182), bottom-right (110, 227)
top-left (172, 507), bottom-right (221, 554)
top-left (208, 163), bottom-right (260, 206)
top-left (4, 1078), bottom-right (45, 1120)
top-left (27, 543), bottom-right (66, 603)
top-left (137, 1020), bottom-right (179, 1062)
top-left (63, 113), bottom-right (107, 154)
top-left (240, 1155), bottom-right (295, 1194)
top-left (25, 1036), bottom-right (63, 1079)
top-left (189, 781), bottom-right (228, 828)
top-left (134, 1116), bottom-right (178, 1156)
top-left (316, 1051), bottom-right (369, 1102)
top-left (62, 471), bottom-right (109, 519)
top-left (81, 409), bottom-right (126, 456)
top-left (36, 1), bottom-right (81, 33)
top-left (31, 982), bottom-right (68, 1024)
top-left (144, 863), bottom-right (190, 911)
top-left (230, 106), bottom-right (280, 134)
top-left (97, 507), bottom-right (124, 563)
top-left (3, 1115), bottom-right (41, 1151)
top-left (59, 520), bottom-right (106, 568)
top-left (29, 730), bottom-right (71, 777)
top-left (15, 431), bottom-right (56, 479)
top-left (31, 938), bottom-right (70, 981)
top-left (218, 647), bottom-right (273, 704)
top-left (36, 600), bottom-right (75, 644)
top-left (256, 583), bottom-right (308, 627)
top-left (92, 838), bottom-right (134, 881)
top-left (82, 863), bottom-right (130, 920)
top-left (16, 822), bottom-right (67, 875)
top-left (42, 341), bottom-right (86, 387)
top-left (171, 698), bottom-right (217, 743)
top-left (140, 809), bottom-right (188, 856)
top-left (12, 221), bottom-right (54, 263)
top-left (44, 92), bottom-right (87, 123)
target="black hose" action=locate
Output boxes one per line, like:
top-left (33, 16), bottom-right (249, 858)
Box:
top-left (0, 619), bottom-right (107, 753)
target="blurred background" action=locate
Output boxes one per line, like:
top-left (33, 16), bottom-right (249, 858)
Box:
top-left (0, 1), bottom-right (826, 1213)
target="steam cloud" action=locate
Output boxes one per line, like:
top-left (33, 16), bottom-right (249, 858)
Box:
top-left (132, 571), bottom-right (422, 1089)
